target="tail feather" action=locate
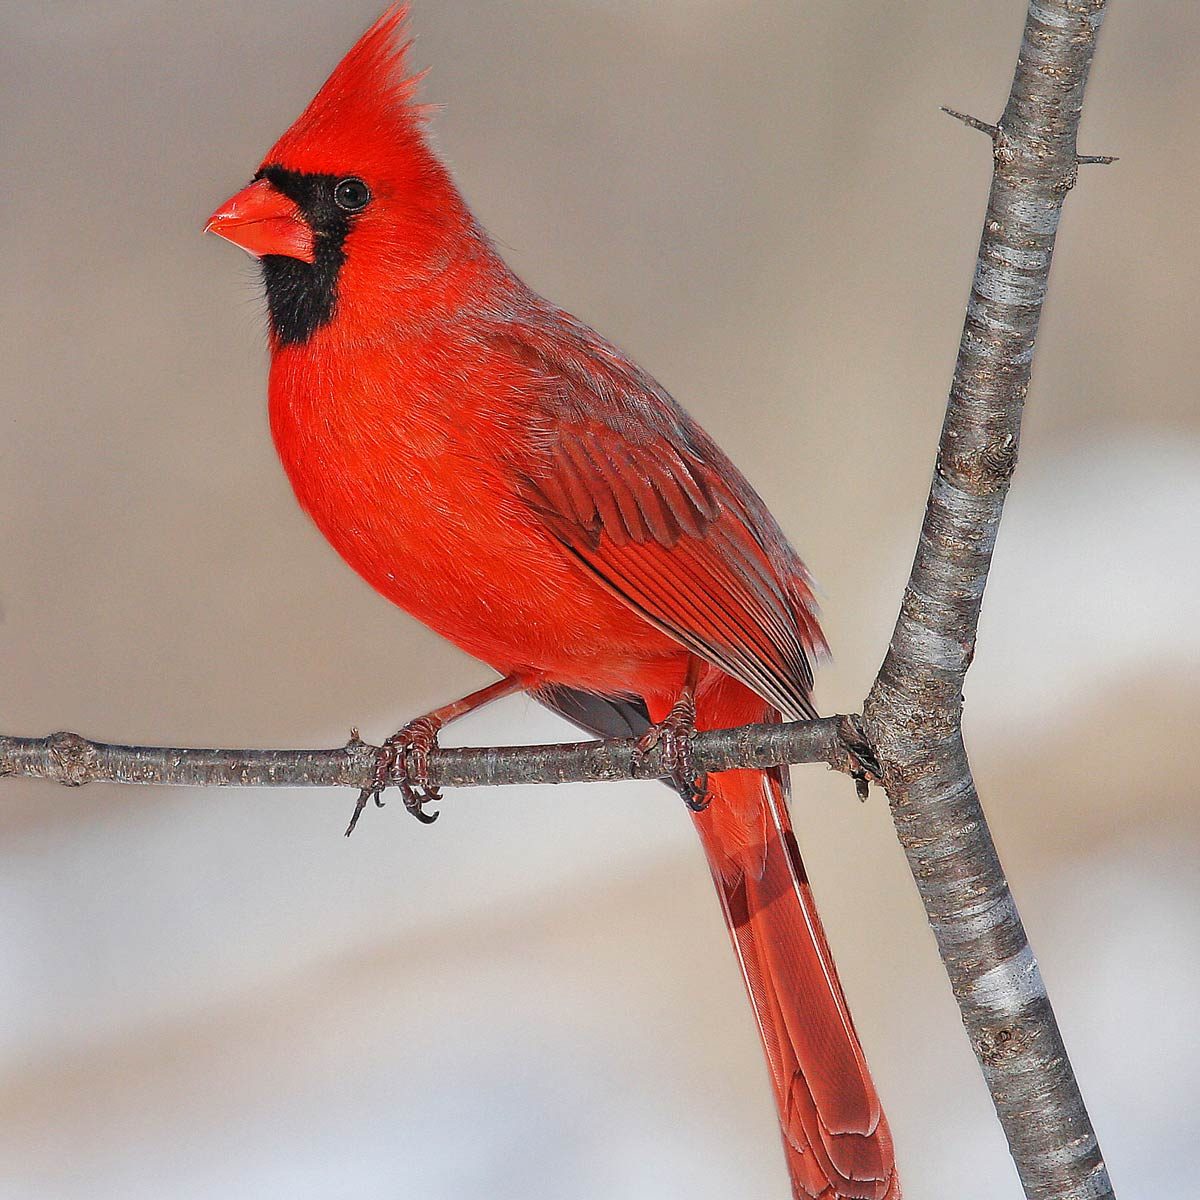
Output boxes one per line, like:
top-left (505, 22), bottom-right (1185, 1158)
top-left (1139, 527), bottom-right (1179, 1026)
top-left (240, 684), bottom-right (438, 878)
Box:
top-left (695, 760), bottom-right (899, 1199)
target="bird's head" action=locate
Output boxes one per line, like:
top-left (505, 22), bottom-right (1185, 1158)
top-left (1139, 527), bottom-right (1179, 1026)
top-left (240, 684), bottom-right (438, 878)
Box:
top-left (206, 5), bottom-right (474, 347)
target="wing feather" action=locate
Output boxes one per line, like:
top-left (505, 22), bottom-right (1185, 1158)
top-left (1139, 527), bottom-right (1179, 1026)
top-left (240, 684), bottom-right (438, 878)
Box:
top-left (498, 311), bottom-right (823, 716)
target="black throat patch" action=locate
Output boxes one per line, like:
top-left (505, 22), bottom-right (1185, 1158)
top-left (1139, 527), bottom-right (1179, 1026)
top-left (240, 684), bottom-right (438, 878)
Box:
top-left (256, 166), bottom-right (354, 347)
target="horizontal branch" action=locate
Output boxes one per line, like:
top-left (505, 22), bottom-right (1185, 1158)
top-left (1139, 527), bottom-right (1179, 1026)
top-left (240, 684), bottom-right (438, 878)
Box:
top-left (0, 715), bottom-right (866, 793)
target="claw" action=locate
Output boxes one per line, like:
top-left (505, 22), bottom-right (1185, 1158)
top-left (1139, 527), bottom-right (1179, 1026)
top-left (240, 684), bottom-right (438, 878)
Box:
top-left (400, 782), bottom-right (441, 824)
top-left (345, 716), bottom-right (444, 835)
top-left (636, 696), bottom-right (710, 812)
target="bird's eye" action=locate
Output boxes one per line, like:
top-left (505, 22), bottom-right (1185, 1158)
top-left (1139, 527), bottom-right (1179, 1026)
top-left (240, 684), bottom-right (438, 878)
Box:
top-left (333, 177), bottom-right (371, 213)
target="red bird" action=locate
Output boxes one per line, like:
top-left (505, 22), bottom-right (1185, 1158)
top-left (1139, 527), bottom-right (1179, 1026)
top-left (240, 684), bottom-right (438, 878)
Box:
top-left (207, 8), bottom-right (898, 1198)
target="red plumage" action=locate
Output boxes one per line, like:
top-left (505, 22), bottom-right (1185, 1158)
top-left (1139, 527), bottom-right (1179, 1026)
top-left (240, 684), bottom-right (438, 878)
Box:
top-left (207, 8), bottom-right (898, 1196)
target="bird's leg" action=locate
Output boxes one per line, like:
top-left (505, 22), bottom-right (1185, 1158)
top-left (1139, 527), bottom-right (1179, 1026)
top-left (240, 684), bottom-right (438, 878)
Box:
top-left (347, 674), bottom-right (528, 836)
top-left (636, 656), bottom-right (710, 813)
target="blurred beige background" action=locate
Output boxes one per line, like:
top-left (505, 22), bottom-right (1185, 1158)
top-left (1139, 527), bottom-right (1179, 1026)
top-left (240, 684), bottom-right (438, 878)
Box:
top-left (1, 2), bottom-right (1196, 1197)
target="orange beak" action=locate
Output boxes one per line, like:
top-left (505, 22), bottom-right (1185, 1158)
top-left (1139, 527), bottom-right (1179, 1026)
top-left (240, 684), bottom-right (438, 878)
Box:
top-left (204, 179), bottom-right (316, 263)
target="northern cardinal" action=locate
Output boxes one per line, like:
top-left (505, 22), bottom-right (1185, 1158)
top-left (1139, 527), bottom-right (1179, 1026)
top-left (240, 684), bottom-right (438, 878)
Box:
top-left (206, 8), bottom-right (898, 1197)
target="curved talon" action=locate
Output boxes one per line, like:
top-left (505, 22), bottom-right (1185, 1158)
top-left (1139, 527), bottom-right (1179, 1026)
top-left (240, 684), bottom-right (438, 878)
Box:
top-left (676, 764), bottom-right (711, 812)
top-left (400, 781), bottom-right (441, 824)
top-left (681, 771), bottom-right (711, 813)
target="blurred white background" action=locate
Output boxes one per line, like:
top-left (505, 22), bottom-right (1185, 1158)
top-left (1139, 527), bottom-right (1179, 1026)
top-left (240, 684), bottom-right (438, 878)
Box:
top-left (1, 2), bottom-right (1196, 1197)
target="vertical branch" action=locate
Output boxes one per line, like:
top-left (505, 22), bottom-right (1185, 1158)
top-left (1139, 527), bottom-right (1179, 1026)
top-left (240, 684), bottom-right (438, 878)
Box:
top-left (863, 2), bottom-right (1114, 1198)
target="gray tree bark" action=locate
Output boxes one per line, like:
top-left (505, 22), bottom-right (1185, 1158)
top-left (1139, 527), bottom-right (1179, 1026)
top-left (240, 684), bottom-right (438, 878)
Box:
top-left (861, 1), bottom-right (1114, 1196)
top-left (0, 717), bottom-right (857, 791)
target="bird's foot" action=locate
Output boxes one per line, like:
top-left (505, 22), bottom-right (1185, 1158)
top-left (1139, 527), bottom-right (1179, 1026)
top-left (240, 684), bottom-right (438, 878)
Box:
top-left (346, 715), bottom-right (444, 836)
top-left (837, 715), bottom-right (881, 802)
top-left (636, 696), bottom-right (710, 812)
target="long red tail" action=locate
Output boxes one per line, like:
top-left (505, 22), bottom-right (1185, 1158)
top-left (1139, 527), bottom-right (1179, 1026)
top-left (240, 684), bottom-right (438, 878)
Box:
top-left (691, 699), bottom-right (899, 1199)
